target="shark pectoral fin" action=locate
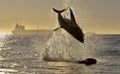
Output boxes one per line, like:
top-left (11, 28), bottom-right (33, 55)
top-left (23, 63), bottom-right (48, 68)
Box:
top-left (53, 27), bottom-right (61, 31)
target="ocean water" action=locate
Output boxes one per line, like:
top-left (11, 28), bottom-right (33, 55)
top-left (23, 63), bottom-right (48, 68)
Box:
top-left (0, 33), bottom-right (119, 74)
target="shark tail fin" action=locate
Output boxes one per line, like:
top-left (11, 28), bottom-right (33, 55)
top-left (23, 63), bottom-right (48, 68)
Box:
top-left (53, 8), bottom-right (66, 14)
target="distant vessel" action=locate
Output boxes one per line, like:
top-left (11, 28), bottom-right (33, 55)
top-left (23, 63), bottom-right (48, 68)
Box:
top-left (12, 24), bottom-right (53, 35)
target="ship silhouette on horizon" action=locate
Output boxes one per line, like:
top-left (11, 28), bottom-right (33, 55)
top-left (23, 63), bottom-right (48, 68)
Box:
top-left (12, 23), bottom-right (53, 35)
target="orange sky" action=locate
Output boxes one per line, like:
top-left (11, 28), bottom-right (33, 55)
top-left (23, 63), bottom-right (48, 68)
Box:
top-left (0, 0), bottom-right (120, 34)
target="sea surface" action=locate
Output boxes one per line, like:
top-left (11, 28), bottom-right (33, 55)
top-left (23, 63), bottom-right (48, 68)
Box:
top-left (0, 32), bottom-right (119, 74)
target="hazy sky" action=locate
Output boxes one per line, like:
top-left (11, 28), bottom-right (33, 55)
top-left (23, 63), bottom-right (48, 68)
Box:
top-left (0, 0), bottom-right (120, 34)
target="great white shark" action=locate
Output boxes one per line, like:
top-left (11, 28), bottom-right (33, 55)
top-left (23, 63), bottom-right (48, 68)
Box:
top-left (53, 8), bottom-right (84, 43)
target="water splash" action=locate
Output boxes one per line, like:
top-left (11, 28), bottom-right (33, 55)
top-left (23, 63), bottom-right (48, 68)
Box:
top-left (63, 0), bottom-right (71, 7)
top-left (63, 0), bottom-right (75, 18)
top-left (44, 32), bottom-right (101, 62)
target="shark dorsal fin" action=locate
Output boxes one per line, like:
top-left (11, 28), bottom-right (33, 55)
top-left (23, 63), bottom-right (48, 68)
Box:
top-left (70, 8), bottom-right (76, 23)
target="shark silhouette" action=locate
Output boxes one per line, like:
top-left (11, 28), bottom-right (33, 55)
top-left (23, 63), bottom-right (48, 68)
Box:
top-left (53, 8), bottom-right (84, 43)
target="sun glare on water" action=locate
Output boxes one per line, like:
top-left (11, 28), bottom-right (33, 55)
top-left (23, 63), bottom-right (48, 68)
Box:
top-left (0, 33), bottom-right (7, 38)
top-left (0, 33), bottom-right (6, 35)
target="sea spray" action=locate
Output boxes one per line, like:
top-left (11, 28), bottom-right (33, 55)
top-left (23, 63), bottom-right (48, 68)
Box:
top-left (44, 32), bottom-right (101, 62)
top-left (63, 0), bottom-right (74, 19)
top-left (63, 0), bottom-right (71, 7)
